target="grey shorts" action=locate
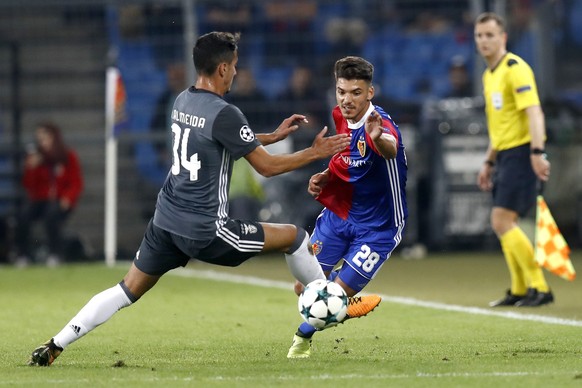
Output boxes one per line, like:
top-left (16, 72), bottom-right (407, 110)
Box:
top-left (134, 218), bottom-right (265, 276)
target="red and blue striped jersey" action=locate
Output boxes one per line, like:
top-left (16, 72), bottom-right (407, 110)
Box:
top-left (316, 103), bottom-right (407, 230)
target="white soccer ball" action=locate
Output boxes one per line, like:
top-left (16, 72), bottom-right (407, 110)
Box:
top-left (298, 279), bottom-right (348, 330)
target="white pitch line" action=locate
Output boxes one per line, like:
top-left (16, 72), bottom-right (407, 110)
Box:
top-left (0, 371), bottom-right (552, 386)
top-left (172, 267), bottom-right (582, 327)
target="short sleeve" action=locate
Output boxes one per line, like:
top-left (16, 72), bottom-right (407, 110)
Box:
top-left (508, 60), bottom-right (540, 111)
top-left (213, 104), bottom-right (261, 160)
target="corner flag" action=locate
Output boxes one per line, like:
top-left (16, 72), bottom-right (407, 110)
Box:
top-left (104, 66), bottom-right (127, 266)
top-left (534, 195), bottom-right (575, 281)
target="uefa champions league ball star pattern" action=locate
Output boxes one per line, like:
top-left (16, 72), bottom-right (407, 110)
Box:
top-left (298, 279), bottom-right (348, 330)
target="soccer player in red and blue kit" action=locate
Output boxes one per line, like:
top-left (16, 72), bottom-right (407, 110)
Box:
top-left (288, 56), bottom-right (408, 358)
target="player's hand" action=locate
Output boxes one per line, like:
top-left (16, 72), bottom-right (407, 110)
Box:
top-left (531, 154), bottom-right (550, 182)
top-left (310, 127), bottom-right (350, 158)
top-left (272, 114), bottom-right (308, 142)
top-left (477, 164), bottom-right (494, 191)
top-left (365, 110), bottom-right (383, 141)
top-left (308, 169), bottom-right (330, 197)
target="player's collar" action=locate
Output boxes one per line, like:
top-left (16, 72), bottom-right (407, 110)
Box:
top-left (347, 103), bottom-right (375, 130)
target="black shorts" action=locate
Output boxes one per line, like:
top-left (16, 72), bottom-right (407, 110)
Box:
top-left (134, 218), bottom-right (265, 276)
top-left (492, 144), bottom-right (537, 217)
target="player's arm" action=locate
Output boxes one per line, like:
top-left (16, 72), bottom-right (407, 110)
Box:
top-left (365, 111), bottom-right (397, 159)
top-left (478, 143), bottom-right (496, 191)
top-left (526, 105), bottom-right (550, 181)
top-left (245, 129), bottom-right (349, 177)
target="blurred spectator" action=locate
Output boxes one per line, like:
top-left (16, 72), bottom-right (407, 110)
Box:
top-left (261, 0), bottom-right (318, 67)
top-left (198, 0), bottom-right (258, 67)
top-left (445, 56), bottom-right (473, 98)
top-left (507, 0), bottom-right (537, 69)
top-left (136, 62), bottom-right (188, 219)
top-left (225, 68), bottom-right (275, 133)
top-left (228, 158), bottom-right (265, 221)
top-left (14, 122), bottom-right (83, 267)
top-left (275, 65), bottom-right (329, 136)
top-left (118, 4), bottom-right (146, 40)
top-left (144, 4), bottom-right (184, 69)
top-left (200, 0), bottom-right (254, 33)
top-left (271, 65), bottom-right (330, 232)
top-left (0, 121), bottom-right (14, 264)
top-left (225, 67), bottom-right (276, 224)
top-left (150, 62), bottom-right (187, 173)
top-left (405, 11), bottom-right (452, 34)
top-left (323, 15), bottom-right (368, 60)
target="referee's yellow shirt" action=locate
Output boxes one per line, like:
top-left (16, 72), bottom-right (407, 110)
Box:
top-left (482, 52), bottom-right (541, 151)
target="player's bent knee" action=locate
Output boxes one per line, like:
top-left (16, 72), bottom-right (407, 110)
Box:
top-left (294, 280), bottom-right (304, 296)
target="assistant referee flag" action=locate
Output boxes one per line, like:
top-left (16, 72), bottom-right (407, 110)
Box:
top-left (534, 196), bottom-right (575, 281)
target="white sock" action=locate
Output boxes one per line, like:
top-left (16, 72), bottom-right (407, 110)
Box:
top-left (284, 232), bottom-right (325, 286)
top-left (52, 283), bottom-right (133, 349)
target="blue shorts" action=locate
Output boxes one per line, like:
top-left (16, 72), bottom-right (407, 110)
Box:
top-left (310, 209), bottom-right (404, 292)
top-left (135, 218), bottom-right (265, 276)
top-left (493, 144), bottom-right (537, 217)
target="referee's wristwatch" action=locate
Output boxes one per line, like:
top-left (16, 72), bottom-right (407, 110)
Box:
top-left (531, 147), bottom-right (548, 160)
top-left (531, 147), bottom-right (545, 155)
top-left (531, 147), bottom-right (547, 157)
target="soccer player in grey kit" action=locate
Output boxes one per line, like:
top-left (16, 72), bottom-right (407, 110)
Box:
top-left (28, 32), bottom-right (380, 366)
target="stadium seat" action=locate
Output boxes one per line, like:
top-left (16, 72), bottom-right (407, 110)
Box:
top-left (254, 65), bottom-right (294, 99)
top-left (509, 31), bottom-right (536, 71)
top-left (569, 1), bottom-right (582, 46)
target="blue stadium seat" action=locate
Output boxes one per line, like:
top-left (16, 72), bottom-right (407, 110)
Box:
top-left (400, 33), bottom-right (438, 77)
top-left (509, 31), bottom-right (536, 70)
top-left (362, 26), bottom-right (405, 93)
top-left (431, 76), bottom-right (452, 98)
top-left (380, 70), bottom-right (419, 102)
top-left (312, 2), bottom-right (349, 55)
top-left (569, 1), bottom-right (582, 46)
top-left (106, 6), bottom-right (169, 186)
top-left (254, 65), bottom-right (294, 99)
top-left (438, 33), bottom-right (473, 68)
top-left (116, 41), bottom-right (167, 133)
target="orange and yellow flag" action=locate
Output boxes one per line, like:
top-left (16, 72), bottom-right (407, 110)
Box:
top-left (534, 195), bottom-right (575, 281)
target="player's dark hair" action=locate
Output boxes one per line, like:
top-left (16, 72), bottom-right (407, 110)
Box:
top-left (334, 56), bottom-right (374, 84)
top-left (475, 12), bottom-right (506, 32)
top-left (193, 31), bottom-right (240, 76)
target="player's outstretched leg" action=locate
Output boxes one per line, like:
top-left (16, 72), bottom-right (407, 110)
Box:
top-left (345, 294), bottom-right (382, 319)
top-left (287, 294), bottom-right (382, 359)
top-left (28, 339), bottom-right (63, 366)
top-left (27, 279), bottom-right (138, 367)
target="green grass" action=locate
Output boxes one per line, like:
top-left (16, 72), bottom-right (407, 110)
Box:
top-left (2, 251), bottom-right (582, 387)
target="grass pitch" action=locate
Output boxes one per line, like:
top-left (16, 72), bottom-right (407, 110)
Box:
top-left (2, 251), bottom-right (582, 387)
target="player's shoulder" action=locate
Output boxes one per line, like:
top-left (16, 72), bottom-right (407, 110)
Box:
top-left (372, 104), bottom-right (390, 119)
top-left (332, 105), bottom-right (343, 120)
top-left (504, 53), bottom-right (532, 71)
top-left (223, 101), bottom-right (244, 117)
top-left (373, 105), bottom-right (398, 128)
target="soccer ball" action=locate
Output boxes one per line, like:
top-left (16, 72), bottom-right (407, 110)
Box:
top-left (298, 279), bottom-right (348, 330)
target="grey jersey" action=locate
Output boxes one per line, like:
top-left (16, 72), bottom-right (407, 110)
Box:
top-left (153, 87), bottom-right (261, 241)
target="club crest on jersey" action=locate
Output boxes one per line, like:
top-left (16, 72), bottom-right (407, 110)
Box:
top-left (241, 223), bottom-right (258, 235)
top-left (240, 125), bottom-right (255, 142)
top-left (312, 240), bottom-right (323, 255)
top-left (357, 135), bottom-right (366, 157)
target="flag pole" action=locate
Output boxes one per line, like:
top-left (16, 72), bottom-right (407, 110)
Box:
top-left (104, 66), bottom-right (119, 267)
